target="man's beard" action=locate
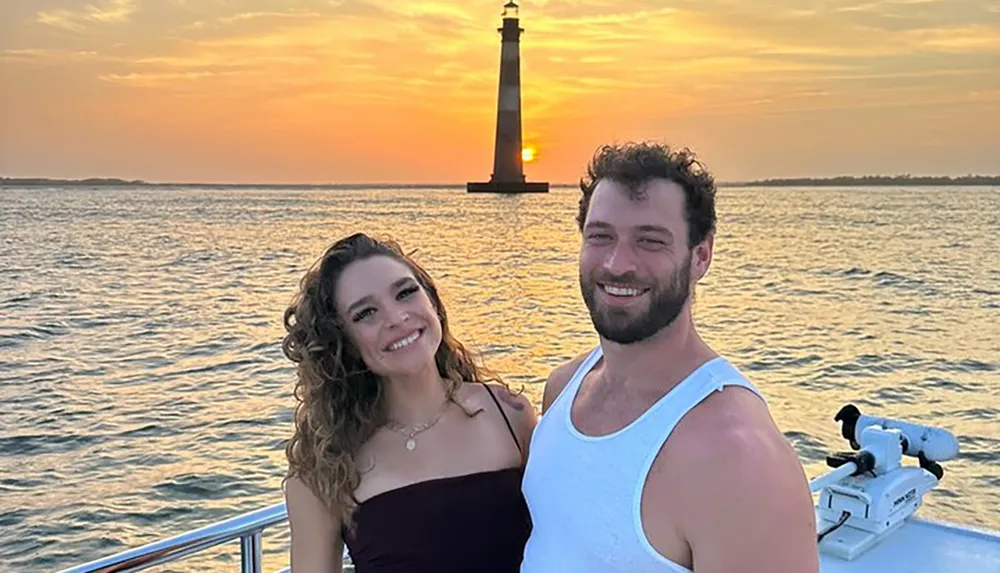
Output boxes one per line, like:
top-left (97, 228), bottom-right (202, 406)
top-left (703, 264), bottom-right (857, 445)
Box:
top-left (580, 254), bottom-right (692, 344)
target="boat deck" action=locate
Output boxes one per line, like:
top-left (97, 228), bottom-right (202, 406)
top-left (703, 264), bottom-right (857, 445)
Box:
top-left (819, 515), bottom-right (1000, 572)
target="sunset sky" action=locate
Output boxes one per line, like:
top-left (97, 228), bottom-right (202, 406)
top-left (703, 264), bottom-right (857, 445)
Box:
top-left (1, 0), bottom-right (998, 183)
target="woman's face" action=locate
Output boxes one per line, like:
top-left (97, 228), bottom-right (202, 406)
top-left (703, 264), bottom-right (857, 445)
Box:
top-left (334, 255), bottom-right (443, 379)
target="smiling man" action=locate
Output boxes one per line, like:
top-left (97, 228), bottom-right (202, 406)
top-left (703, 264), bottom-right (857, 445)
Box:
top-left (519, 141), bottom-right (819, 573)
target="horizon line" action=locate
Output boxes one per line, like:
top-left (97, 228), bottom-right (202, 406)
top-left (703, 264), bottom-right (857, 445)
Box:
top-left (3, 174), bottom-right (1000, 189)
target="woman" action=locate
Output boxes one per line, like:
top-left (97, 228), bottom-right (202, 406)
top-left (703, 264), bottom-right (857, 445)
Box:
top-left (281, 233), bottom-right (536, 572)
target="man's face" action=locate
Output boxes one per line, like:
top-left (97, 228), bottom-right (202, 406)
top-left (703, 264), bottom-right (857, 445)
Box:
top-left (578, 178), bottom-right (699, 344)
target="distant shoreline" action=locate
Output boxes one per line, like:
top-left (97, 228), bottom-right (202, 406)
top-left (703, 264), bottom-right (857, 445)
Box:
top-left (0, 178), bottom-right (470, 190)
top-left (723, 175), bottom-right (1000, 187)
top-left (2, 175), bottom-right (999, 188)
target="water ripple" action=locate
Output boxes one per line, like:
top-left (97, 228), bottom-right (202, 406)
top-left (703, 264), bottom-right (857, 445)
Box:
top-left (1, 185), bottom-right (997, 572)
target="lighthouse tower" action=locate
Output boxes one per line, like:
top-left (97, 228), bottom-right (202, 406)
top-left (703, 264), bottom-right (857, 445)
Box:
top-left (467, 1), bottom-right (549, 193)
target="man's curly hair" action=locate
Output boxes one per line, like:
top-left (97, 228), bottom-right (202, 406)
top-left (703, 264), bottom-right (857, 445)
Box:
top-left (577, 141), bottom-right (717, 247)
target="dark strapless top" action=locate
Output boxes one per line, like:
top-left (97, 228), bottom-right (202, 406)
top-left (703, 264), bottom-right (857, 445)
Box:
top-left (344, 467), bottom-right (531, 572)
top-left (342, 384), bottom-right (532, 572)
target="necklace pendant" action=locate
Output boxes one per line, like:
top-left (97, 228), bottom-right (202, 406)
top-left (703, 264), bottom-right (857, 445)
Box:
top-left (405, 438), bottom-right (417, 451)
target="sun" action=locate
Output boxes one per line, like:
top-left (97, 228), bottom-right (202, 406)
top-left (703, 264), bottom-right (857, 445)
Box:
top-left (522, 147), bottom-right (536, 162)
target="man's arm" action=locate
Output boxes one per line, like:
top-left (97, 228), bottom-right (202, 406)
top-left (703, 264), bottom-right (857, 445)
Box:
top-left (681, 421), bottom-right (819, 573)
top-left (486, 382), bottom-right (539, 464)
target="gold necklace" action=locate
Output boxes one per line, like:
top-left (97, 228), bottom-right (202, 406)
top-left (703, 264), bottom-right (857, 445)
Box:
top-left (385, 399), bottom-right (450, 451)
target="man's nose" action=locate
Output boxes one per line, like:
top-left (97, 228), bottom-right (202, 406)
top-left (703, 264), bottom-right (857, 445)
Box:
top-left (604, 243), bottom-right (638, 276)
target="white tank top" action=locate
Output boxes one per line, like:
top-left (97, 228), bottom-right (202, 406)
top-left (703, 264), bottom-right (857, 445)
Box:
top-left (520, 345), bottom-right (766, 573)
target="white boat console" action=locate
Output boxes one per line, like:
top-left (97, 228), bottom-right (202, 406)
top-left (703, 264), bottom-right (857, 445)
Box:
top-left (811, 404), bottom-right (1000, 571)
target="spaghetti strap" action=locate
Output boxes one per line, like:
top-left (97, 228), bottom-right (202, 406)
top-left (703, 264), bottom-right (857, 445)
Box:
top-left (481, 383), bottom-right (523, 456)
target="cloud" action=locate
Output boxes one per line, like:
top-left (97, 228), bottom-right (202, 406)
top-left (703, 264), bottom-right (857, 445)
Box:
top-left (836, 0), bottom-right (934, 11)
top-left (36, 0), bottom-right (138, 32)
top-left (0, 47), bottom-right (118, 63)
top-left (908, 25), bottom-right (1000, 52)
top-left (98, 70), bottom-right (224, 86)
top-left (534, 0), bottom-right (681, 20)
top-left (175, 10), bottom-right (325, 30)
top-left (218, 11), bottom-right (323, 24)
top-left (1, 48), bottom-right (50, 59)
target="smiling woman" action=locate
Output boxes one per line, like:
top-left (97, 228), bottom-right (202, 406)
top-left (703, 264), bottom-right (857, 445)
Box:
top-left (280, 232), bottom-right (538, 573)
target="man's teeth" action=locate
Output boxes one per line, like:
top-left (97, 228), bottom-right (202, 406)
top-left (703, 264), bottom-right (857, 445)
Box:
top-left (388, 330), bottom-right (421, 351)
top-left (603, 285), bottom-right (644, 297)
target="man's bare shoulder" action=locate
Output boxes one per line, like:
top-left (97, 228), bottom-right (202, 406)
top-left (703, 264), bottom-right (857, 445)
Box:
top-left (481, 381), bottom-right (533, 414)
top-left (657, 386), bottom-right (819, 573)
top-left (480, 382), bottom-right (538, 453)
top-left (667, 385), bottom-right (802, 490)
top-left (678, 383), bottom-right (779, 446)
top-left (541, 350), bottom-right (594, 413)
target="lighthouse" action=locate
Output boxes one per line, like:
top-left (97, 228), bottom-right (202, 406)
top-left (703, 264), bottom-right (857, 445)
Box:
top-left (467, 1), bottom-right (549, 194)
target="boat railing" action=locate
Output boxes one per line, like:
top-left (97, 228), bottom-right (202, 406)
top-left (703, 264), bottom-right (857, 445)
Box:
top-left (56, 501), bottom-right (297, 573)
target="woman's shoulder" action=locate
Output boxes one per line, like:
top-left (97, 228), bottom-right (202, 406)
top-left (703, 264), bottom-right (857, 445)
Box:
top-left (284, 475), bottom-right (341, 527)
top-left (284, 476), bottom-right (345, 571)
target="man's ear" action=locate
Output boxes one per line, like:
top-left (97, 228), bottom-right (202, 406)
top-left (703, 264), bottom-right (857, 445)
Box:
top-left (692, 231), bottom-right (714, 282)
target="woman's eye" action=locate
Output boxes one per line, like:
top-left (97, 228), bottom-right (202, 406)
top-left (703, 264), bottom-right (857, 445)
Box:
top-left (397, 286), bottom-right (419, 299)
top-left (352, 308), bottom-right (375, 322)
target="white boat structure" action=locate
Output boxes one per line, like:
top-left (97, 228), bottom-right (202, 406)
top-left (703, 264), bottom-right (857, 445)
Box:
top-left (57, 404), bottom-right (1000, 573)
top-left (811, 404), bottom-right (1000, 571)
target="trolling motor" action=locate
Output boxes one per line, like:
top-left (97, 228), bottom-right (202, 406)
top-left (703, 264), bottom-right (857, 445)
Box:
top-left (809, 404), bottom-right (960, 561)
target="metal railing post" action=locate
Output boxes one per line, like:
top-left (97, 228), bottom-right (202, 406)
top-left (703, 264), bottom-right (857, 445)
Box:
top-left (240, 531), bottom-right (263, 573)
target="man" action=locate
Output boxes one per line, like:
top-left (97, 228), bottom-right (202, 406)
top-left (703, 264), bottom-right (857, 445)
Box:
top-left (519, 142), bottom-right (819, 572)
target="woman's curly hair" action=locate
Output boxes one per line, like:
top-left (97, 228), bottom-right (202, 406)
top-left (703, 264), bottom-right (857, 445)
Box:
top-left (281, 233), bottom-right (504, 530)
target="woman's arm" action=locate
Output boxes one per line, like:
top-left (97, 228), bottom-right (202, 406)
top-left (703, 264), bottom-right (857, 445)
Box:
top-left (285, 476), bottom-right (344, 573)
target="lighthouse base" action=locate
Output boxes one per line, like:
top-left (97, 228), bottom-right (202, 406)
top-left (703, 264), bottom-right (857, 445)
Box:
top-left (466, 180), bottom-right (549, 194)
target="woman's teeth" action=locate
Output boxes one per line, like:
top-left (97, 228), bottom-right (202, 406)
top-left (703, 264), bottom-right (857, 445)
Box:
top-left (388, 330), bottom-right (421, 351)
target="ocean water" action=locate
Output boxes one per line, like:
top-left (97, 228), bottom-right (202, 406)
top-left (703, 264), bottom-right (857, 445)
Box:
top-left (1, 184), bottom-right (998, 572)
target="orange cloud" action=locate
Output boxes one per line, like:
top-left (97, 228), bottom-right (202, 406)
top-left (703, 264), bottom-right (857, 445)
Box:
top-left (37, 0), bottom-right (138, 31)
